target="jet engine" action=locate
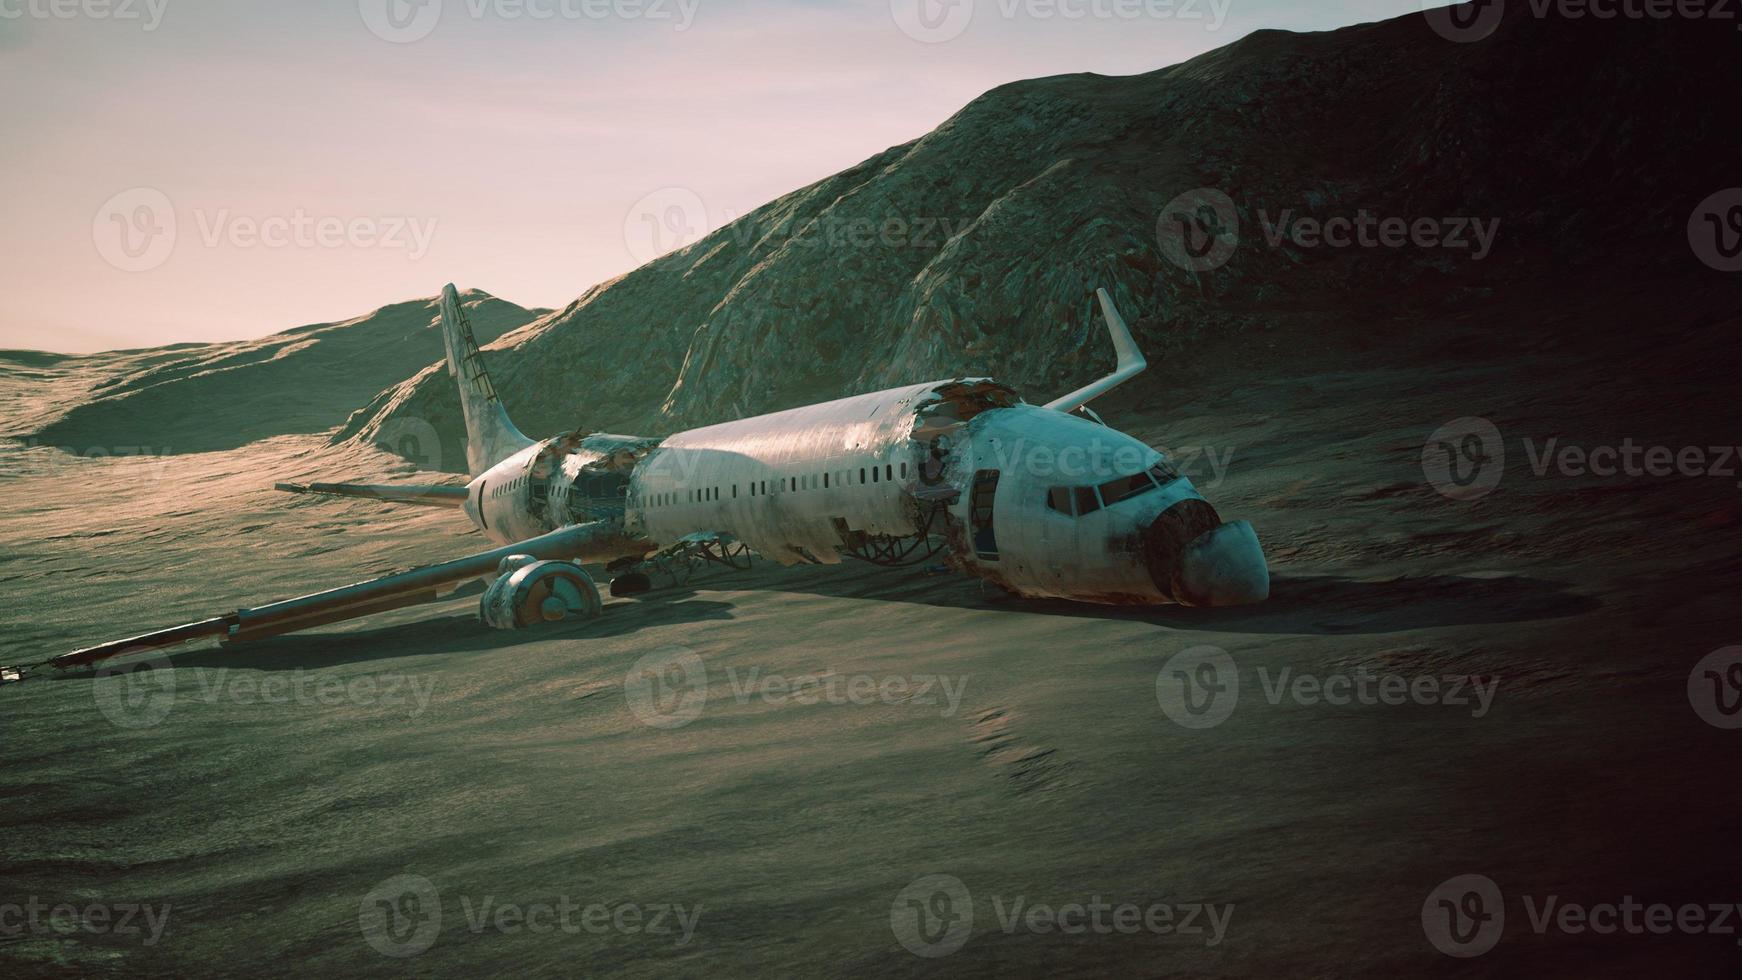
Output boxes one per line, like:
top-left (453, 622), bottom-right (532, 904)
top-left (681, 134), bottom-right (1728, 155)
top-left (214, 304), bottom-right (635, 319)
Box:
top-left (480, 554), bottom-right (602, 629)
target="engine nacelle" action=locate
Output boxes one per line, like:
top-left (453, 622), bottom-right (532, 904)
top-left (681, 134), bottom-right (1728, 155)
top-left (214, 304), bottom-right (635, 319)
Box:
top-left (480, 555), bottom-right (602, 630)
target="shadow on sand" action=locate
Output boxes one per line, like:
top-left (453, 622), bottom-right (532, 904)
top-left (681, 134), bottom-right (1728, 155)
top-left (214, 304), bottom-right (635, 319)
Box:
top-left (750, 564), bottom-right (1601, 636)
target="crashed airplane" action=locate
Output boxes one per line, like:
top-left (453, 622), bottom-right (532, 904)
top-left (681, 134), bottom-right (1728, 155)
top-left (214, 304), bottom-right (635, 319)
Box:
top-left (5, 285), bottom-right (1269, 681)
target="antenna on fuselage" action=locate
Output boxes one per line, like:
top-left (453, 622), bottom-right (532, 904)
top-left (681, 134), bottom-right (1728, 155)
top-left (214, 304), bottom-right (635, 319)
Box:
top-left (1042, 288), bottom-right (1148, 414)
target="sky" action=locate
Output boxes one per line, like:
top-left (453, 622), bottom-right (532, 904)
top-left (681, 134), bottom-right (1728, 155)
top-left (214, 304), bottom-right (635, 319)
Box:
top-left (0, 0), bottom-right (1446, 353)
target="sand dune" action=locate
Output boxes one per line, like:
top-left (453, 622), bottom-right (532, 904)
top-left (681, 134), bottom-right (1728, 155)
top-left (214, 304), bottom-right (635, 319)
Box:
top-left (2, 260), bottom-right (1737, 975)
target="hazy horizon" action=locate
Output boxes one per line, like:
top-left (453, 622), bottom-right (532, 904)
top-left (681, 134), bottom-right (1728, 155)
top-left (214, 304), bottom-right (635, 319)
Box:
top-left (2, 0), bottom-right (1446, 354)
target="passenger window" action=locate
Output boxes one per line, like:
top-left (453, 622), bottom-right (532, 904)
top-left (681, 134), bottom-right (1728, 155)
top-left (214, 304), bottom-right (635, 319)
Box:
top-left (1046, 487), bottom-right (1073, 514)
top-left (871, 467), bottom-right (879, 484)
top-left (1074, 486), bottom-right (1102, 516)
top-left (823, 473), bottom-right (830, 489)
top-left (859, 468), bottom-right (866, 484)
top-left (885, 464), bottom-right (893, 481)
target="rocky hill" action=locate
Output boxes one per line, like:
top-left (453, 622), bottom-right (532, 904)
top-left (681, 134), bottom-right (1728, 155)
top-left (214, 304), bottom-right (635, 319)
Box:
top-left (13, 291), bottom-right (545, 455)
top-left (340, 5), bottom-right (1736, 472)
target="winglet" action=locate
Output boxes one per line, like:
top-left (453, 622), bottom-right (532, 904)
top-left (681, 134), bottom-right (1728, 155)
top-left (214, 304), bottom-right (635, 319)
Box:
top-left (1041, 288), bottom-right (1148, 413)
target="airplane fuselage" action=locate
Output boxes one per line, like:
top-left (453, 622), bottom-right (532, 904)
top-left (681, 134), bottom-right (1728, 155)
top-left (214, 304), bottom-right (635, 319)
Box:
top-left (460, 376), bottom-right (1266, 606)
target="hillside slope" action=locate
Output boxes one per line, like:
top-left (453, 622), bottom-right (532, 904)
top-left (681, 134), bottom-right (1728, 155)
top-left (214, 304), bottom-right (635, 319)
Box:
top-left (14, 291), bottom-right (545, 455)
top-left (344, 6), bottom-right (1736, 471)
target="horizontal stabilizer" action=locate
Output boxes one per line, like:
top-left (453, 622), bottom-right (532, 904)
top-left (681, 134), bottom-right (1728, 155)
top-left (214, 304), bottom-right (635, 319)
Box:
top-left (275, 481), bottom-right (469, 508)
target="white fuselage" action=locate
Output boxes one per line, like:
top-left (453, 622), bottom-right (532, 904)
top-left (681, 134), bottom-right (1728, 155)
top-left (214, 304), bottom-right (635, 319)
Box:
top-left (458, 377), bottom-right (1263, 606)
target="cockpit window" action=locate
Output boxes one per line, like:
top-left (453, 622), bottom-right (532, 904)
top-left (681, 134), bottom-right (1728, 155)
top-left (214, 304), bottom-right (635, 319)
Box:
top-left (1099, 472), bottom-right (1158, 507)
top-left (1073, 486), bottom-right (1102, 516)
top-left (1047, 487), bottom-right (1073, 514)
top-left (1046, 463), bottom-right (1175, 518)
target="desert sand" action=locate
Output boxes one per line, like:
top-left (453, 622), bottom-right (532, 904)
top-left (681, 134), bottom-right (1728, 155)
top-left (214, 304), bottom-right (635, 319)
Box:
top-left (2, 259), bottom-right (1737, 976)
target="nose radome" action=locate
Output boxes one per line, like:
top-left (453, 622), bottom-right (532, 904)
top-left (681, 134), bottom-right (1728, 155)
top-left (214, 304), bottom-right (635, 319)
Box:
top-left (1173, 520), bottom-right (1269, 607)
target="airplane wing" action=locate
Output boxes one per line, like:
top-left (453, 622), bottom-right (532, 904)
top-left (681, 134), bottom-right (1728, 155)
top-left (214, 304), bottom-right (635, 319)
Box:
top-left (4, 522), bottom-right (619, 681)
top-left (1043, 288), bottom-right (1148, 413)
top-left (275, 481), bottom-right (469, 508)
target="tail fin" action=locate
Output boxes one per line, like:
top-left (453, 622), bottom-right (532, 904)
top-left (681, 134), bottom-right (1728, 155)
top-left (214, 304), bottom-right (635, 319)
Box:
top-left (439, 284), bottom-right (534, 476)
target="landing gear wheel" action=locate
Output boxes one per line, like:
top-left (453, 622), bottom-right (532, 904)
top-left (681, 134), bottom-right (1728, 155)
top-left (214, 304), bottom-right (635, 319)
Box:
top-left (610, 572), bottom-right (653, 597)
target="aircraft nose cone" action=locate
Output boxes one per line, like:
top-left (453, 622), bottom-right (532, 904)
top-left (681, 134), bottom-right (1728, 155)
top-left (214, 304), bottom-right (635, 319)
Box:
top-left (1171, 520), bottom-right (1270, 607)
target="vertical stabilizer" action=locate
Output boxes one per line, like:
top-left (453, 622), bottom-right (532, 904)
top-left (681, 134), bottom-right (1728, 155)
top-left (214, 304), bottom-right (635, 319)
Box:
top-left (439, 284), bottom-right (534, 475)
